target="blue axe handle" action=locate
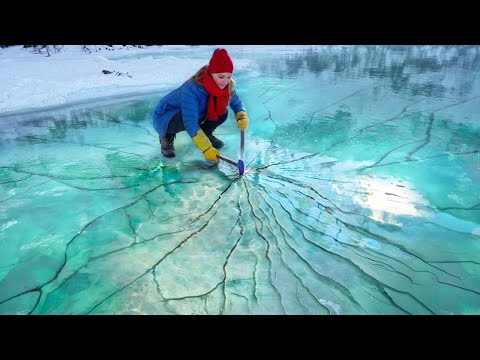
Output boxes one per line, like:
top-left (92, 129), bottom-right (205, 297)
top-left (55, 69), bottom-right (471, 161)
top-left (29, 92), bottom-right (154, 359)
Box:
top-left (240, 130), bottom-right (245, 161)
top-left (238, 130), bottom-right (245, 175)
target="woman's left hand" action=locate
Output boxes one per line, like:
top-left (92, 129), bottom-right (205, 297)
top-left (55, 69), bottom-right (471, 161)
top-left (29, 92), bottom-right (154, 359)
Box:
top-left (236, 111), bottom-right (249, 131)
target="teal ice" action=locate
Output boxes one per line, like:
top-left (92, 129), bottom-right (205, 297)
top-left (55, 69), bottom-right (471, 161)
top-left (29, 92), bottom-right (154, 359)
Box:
top-left (0, 45), bottom-right (479, 315)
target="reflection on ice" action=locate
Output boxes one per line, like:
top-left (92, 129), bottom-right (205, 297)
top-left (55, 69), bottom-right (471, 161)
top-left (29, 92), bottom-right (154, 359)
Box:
top-left (352, 177), bottom-right (429, 225)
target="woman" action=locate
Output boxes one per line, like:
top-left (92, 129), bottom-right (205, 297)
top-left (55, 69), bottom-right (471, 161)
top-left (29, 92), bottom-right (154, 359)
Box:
top-left (152, 48), bottom-right (249, 163)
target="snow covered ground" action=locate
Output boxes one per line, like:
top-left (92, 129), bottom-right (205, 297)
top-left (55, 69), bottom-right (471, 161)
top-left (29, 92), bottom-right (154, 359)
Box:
top-left (0, 45), bottom-right (264, 115)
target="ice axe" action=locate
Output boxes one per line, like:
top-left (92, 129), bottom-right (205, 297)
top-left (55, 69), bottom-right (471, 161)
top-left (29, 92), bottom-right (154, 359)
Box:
top-left (217, 130), bottom-right (245, 175)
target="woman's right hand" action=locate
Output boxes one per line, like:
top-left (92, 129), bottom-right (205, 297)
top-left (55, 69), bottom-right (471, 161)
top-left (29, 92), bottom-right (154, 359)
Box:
top-left (192, 129), bottom-right (219, 163)
top-left (203, 147), bottom-right (220, 163)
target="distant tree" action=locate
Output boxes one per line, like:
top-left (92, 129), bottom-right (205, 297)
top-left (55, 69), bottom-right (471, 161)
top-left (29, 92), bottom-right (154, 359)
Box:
top-left (27, 45), bottom-right (50, 56)
top-left (21, 45), bottom-right (63, 55)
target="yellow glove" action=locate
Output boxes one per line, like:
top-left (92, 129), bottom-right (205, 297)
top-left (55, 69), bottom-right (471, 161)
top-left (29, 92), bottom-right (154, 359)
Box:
top-left (203, 147), bottom-right (220, 163)
top-left (192, 129), bottom-right (220, 163)
top-left (235, 111), bottom-right (249, 131)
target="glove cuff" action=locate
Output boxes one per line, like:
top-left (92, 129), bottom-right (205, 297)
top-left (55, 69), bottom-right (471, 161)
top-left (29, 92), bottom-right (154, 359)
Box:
top-left (192, 129), bottom-right (212, 152)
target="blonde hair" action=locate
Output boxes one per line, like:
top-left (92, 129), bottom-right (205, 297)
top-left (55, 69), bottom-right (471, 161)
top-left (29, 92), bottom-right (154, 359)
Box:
top-left (188, 65), bottom-right (236, 96)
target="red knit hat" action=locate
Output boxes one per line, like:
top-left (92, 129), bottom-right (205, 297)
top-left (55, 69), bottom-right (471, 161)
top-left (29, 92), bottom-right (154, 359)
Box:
top-left (208, 48), bottom-right (234, 74)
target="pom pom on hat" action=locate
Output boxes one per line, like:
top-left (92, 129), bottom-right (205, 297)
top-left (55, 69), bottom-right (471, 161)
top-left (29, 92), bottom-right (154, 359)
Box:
top-left (208, 48), bottom-right (234, 74)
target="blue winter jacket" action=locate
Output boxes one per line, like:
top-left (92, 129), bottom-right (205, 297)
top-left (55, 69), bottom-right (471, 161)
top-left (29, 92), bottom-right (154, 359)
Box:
top-left (153, 81), bottom-right (246, 138)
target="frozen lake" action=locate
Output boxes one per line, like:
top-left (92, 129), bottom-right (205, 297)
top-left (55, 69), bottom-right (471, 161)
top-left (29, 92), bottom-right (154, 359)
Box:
top-left (1, 45), bottom-right (479, 314)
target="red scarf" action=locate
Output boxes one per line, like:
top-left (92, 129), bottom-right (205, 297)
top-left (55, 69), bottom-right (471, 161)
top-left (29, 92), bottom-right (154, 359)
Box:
top-left (198, 74), bottom-right (230, 121)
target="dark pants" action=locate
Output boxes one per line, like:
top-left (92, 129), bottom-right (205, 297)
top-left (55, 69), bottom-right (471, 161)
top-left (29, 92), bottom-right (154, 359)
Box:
top-left (166, 111), bottom-right (228, 136)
